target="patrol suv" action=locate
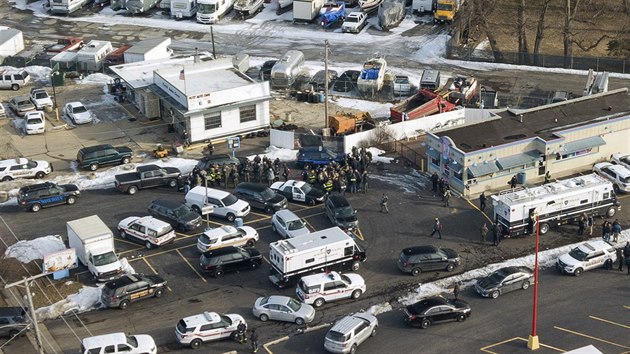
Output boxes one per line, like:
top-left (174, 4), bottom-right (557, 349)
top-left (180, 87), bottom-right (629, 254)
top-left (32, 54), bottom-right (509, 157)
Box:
top-left (117, 216), bottom-right (176, 249)
top-left (0, 158), bottom-right (52, 182)
top-left (175, 311), bottom-right (246, 349)
top-left (556, 240), bottom-right (617, 276)
top-left (296, 271), bottom-right (366, 308)
top-left (17, 182), bottom-right (80, 212)
top-left (101, 274), bottom-right (167, 310)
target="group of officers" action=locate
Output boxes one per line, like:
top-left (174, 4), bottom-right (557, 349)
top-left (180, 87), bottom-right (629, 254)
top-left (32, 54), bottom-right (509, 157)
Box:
top-left (300, 146), bottom-right (373, 194)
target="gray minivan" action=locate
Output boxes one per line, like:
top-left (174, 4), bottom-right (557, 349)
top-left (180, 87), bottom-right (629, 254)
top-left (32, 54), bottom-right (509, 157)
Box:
top-left (0, 307), bottom-right (30, 338)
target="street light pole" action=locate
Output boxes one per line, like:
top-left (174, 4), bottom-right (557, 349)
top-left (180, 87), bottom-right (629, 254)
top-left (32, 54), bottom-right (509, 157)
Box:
top-left (528, 212), bottom-right (540, 350)
top-left (324, 39), bottom-right (329, 130)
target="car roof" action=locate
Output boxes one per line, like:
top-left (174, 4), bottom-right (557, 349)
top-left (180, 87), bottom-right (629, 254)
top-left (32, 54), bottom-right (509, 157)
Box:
top-left (18, 182), bottom-right (57, 193)
top-left (0, 158), bottom-right (30, 167)
top-left (605, 164), bottom-right (630, 177)
top-left (136, 164), bottom-right (161, 173)
top-left (12, 96), bottom-right (31, 102)
top-left (104, 274), bottom-right (141, 290)
top-left (67, 101), bottom-right (84, 107)
top-left (330, 312), bottom-right (375, 333)
top-left (190, 186), bottom-right (230, 198)
top-left (402, 245), bottom-right (439, 255)
top-left (202, 246), bottom-right (240, 258)
top-left (25, 111), bottom-right (45, 118)
top-left (300, 146), bottom-right (329, 152)
top-left (413, 295), bottom-right (449, 308)
top-left (182, 311), bottom-right (221, 326)
top-left (80, 144), bottom-right (114, 153)
top-left (274, 209), bottom-right (301, 221)
top-left (327, 195), bottom-right (350, 207)
top-left (300, 271), bottom-right (340, 285)
top-left (131, 216), bottom-right (171, 230)
top-left (150, 199), bottom-right (183, 209)
top-left (267, 295), bottom-right (292, 305)
top-left (286, 180), bottom-right (306, 188)
top-left (578, 240), bottom-right (613, 252)
top-left (82, 333), bottom-right (127, 348)
top-left (204, 225), bottom-right (238, 238)
top-left (348, 11), bottom-right (363, 17)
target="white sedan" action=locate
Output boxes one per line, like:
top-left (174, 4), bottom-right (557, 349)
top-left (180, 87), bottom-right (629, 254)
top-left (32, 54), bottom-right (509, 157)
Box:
top-left (63, 101), bottom-right (93, 124)
top-left (23, 111), bottom-right (45, 135)
top-left (612, 153), bottom-right (630, 170)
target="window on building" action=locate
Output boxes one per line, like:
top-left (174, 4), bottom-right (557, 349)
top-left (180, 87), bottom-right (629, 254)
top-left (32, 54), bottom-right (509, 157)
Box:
top-left (556, 147), bottom-right (595, 160)
top-left (204, 111), bottom-right (221, 130)
top-left (430, 156), bottom-right (440, 167)
top-left (239, 105), bottom-right (257, 123)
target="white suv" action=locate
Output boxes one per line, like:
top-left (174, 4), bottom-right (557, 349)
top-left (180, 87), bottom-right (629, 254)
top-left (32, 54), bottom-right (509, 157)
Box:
top-left (80, 332), bottom-right (156, 354)
top-left (324, 312), bottom-right (378, 354)
top-left (185, 186), bottom-right (251, 222)
top-left (342, 12), bottom-right (368, 33)
top-left (175, 311), bottom-right (245, 349)
top-left (118, 216), bottom-right (176, 249)
top-left (556, 240), bottom-right (617, 276)
top-left (196, 225), bottom-right (258, 253)
top-left (0, 158), bottom-right (52, 182)
top-left (593, 162), bottom-right (630, 193)
top-left (296, 271), bottom-right (366, 308)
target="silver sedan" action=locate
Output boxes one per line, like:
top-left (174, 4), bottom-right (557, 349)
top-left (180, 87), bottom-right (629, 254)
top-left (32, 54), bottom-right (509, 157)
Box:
top-left (252, 295), bottom-right (315, 325)
top-left (271, 209), bottom-right (309, 239)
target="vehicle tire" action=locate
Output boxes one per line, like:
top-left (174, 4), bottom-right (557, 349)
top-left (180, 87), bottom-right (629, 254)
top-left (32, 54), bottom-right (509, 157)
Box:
top-left (456, 313), bottom-right (466, 322)
top-left (190, 338), bottom-right (202, 349)
top-left (35, 171), bottom-right (45, 179)
top-left (259, 314), bottom-right (269, 322)
top-left (11, 84), bottom-right (19, 91)
top-left (271, 223), bottom-right (277, 233)
top-left (120, 230), bottom-right (127, 239)
top-left (246, 239), bottom-right (254, 247)
top-left (251, 261), bottom-right (260, 269)
top-left (31, 203), bottom-right (42, 212)
top-left (491, 290), bottom-right (500, 299)
top-left (574, 268), bottom-right (583, 277)
top-left (295, 317), bottom-right (305, 325)
top-left (1, 176), bottom-right (12, 181)
top-left (122, 156), bottom-right (131, 164)
top-left (154, 288), bottom-right (164, 298)
top-left (89, 163), bottom-right (99, 171)
top-left (192, 205), bottom-right (202, 215)
top-left (607, 207), bottom-right (616, 218)
top-left (168, 179), bottom-right (178, 188)
top-left (351, 289), bottom-right (362, 299)
top-left (350, 344), bottom-right (358, 354)
top-left (265, 206), bottom-right (273, 214)
top-left (446, 263), bottom-right (455, 272)
top-left (613, 184), bottom-right (620, 194)
top-left (127, 185), bottom-right (138, 195)
top-left (67, 196), bottom-right (76, 205)
top-left (119, 300), bottom-right (130, 310)
top-left (521, 281), bottom-right (530, 290)
top-left (411, 268), bottom-right (421, 276)
top-left (352, 261), bottom-right (360, 272)
top-left (9, 329), bottom-right (19, 338)
top-left (371, 327), bottom-right (377, 337)
top-left (420, 318), bottom-right (431, 329)
top-left (539, 223), bottom-right (550, 235)
top-left (226, 213), bottom-right (235, 222)
top-left (314, 298), bottom-right (325, 307)
top-left (214, 269), bottom-right (224, 277)
top-left (307, 199), bottom-right (316, 206)
top-left (145, 241), bottom-right (153, 250)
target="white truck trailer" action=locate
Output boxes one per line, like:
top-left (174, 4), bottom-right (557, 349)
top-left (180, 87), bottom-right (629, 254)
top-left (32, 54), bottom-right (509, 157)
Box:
top-left (268, 226), bottom-right (366, 288)
top-left (67, 215), bottom-right (123, 282)
top-left (491, 173), bottom-right (620, 237)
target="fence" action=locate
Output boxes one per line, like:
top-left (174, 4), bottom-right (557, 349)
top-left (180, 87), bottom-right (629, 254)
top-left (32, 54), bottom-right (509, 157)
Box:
top-left (445, 44), bottom-right (629, 74)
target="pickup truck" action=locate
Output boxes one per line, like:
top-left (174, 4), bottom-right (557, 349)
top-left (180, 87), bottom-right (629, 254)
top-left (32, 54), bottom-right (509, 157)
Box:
top-left (46, 37), bottom-right (84, 55)
top-left (393, 75), bottom-right (411, 96)
top-left (114, 164), bottom-right (182, 195)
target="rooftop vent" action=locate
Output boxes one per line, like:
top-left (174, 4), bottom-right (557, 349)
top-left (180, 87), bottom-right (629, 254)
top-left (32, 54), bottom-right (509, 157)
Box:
top-left (503, 134), bottom-right (527, 141)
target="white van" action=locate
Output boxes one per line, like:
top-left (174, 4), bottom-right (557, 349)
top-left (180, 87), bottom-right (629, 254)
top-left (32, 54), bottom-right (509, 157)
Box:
top-left (296, 271), bottom-right (365, 307)
top-left (185, 186), bottom-right (250, 222)
top-left (0, 70), bottom-right (30, 91)
top-left (80, 332), bottom-right (156, 354)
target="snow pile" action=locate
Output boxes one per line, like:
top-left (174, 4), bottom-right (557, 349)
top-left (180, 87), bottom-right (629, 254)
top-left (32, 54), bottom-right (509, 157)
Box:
top-left (4, 235), bottom-right (66, 263)
top-left (370, 169), bottom-right (428, 194)
top-left (36, 286), bottom-right (104, 321)
top-left (246, 145), bottom-right (298, 162)
top-left (78, 73), bottom-right (114, 85)
top-left (120, 258), bottom-right (135, 275)
top-left (0, 65), bottom-right (51, 84)
top-left (334, 98), bottom-right (393, 119)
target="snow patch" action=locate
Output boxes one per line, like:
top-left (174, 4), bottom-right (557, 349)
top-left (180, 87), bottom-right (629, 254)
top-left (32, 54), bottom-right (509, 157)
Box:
top-left (4, 235), bottom-right (66, 263)
top-left (370, 169), bottom-right (428, 194)
top-left (78, 73), bottom-right (115, 85)
top-left (367, 147), bottom-right (394, 164)
top-left (35, 286), bottom-right (104, 321)
top-left (334, 98), bottom-right (393, 119)
top-left (366, 302), bottom-right (392, 316)
top-left (246, 145), bottom-right (298, 162)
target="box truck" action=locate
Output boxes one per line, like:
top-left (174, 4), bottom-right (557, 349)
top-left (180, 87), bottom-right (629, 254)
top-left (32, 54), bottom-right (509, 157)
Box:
top-left (67, 215), bottom-right (123, 282)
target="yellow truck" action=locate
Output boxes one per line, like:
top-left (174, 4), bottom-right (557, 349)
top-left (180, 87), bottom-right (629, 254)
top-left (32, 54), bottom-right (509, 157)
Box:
top-left (434, 0), bottom-right (461, 24)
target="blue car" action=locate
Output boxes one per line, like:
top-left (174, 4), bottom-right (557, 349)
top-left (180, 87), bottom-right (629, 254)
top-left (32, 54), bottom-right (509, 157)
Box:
top-left (296, 147), bottom-right (344, 167)
top-left (18, 182), bottom-right (80, 212)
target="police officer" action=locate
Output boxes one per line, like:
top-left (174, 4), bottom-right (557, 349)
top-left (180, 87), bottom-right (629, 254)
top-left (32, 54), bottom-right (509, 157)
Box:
top-left (380, 193), bottom-right (389, 214)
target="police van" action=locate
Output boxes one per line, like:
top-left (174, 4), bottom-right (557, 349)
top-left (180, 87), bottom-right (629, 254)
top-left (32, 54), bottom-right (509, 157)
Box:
top-left (491, 174), bottom-right (620, 237)
top-left (0, 158), bottom-right (52, 182)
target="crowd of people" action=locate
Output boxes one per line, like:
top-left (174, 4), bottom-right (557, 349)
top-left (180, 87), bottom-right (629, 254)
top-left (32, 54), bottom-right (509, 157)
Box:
top-left (299, 146), bottom-right (372, 195)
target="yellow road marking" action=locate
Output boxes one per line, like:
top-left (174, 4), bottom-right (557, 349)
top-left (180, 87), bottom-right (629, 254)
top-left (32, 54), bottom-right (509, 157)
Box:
top-left (176, 249), bottom-right (207, 283)
top-left (118, 246), bottom-right (146, 256)
top-left (202, 219), bottom-right (224, 227)
top-left (624, 306), bottom-right (630, 309)
top-left (258, 224), bottom-right (272, 230)
top-left (465, 197), bottom-right (493, 223)
top-left (127, 243), bottom-right (197, 261)
top-left (115, 238), bottom-right (143, 246)
top-left (554, 326), bottom-right (630, 349)
top-left (355, 228), bottom-right (364, 241)
top-left (304, 219), bottom-right (315, 231)
top-left (480, 337), bottom-right (565, 353)
top-left (143, 258), bottom-right (159, 275)
top-left (589, 316), bottom-right (630, 329)
top-left (262, 256), bottom-right (270, 265)
top-left (245, 216), bottom-right (271, 224)
top-left (300, 211), bottom-right (325, 219)
top-left (250, 211), bottom-right (270, 218)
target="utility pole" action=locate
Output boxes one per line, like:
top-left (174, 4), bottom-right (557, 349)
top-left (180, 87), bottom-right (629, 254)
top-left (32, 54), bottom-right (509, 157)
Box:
top-left (5, 274), bottom-right (49, 354)
top-left (324, 40), bottom-right (329, 129)
top-left (210, 26), bottom-right (216, 59)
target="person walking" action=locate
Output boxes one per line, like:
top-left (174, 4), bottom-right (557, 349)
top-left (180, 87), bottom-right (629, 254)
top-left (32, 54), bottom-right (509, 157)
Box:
top-left (453, 283), bottom-right (460, 300)
top-left (612, 220), bottom-right (621, 243)
top-left (480, 222), bottom-right (488, 244)
top-left (443, 189), bottom-right (452, 207)
top-left (617, 247), bottom-right (624, 272)
top-left (250, 329), bottom-right (259, 353)
top-left (430, 218), bottom-right (443, 239)
top-left (479, 192), bottom-right (487, 212)
top-left (380, 193), bottom-right (389, 214)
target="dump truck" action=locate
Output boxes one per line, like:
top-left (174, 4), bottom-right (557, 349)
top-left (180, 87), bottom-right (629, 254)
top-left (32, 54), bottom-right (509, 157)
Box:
top-left (328, 112), bottom-right (371, 135)
top-left (390, 89), bottom-right (456, 123)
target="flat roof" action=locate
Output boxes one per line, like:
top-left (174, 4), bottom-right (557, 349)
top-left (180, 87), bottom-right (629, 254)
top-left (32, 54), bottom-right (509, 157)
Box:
top-left (78, 40), bottom-right (111, 54)
top-left (109, 54), bottom-right (212, 89)
top-left (155, 58), bottom-right (253, 96)
top-left (125, 37), bottom-right (170, 55)
top-left (0, 28), bottom-right (22, 43)
top-left (436, 89), bottom-right (630, 153)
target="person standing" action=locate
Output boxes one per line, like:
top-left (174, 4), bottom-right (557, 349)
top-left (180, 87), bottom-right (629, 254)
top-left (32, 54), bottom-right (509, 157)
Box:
top-left (510, 175), bottom-right (518, 189)
top-left (430, 218), bottom-right (443, 239)
top-left (282, 164), bottom-right (290, 181)
top-left (479, 192), bottom-right (487, 212)
top-left (493, 222), bottom-right (501, 246)
top-left (624, 242), bottom-right (630, 275)
top-left (236, 321), bottom-right (246, 344)
top-left (577, 215), bottom-right (585, 236)
top-left (617, 247), bottom-right (624, 272)
top-left (250, 329), bottom-right (259, 353)
top-left (183, 175), bottom-right (191, 194)
top-left (453, 283), bottom-right (460, 300)
top-left (361, 170), bottom-right (369, 194)
top-left (612, 220), bottom-right (621, 243)
top-left (544, 171), bottom-right (551, 184)
top-left (480, 223), bottom-right (488, 244)
top-left (602, 221), bottom-right (611, 242)
top-left (443, 189), bottom-right (451, 207)
top-left (380, 193), bottom-right (389, 214)
top-left (431, 172), bottom-right (439, 193)
top-left (587, 214), bottom-right (594, 236)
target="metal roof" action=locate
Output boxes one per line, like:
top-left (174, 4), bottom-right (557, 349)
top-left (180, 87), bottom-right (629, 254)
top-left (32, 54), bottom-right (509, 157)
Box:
top-left (467, 161), bottom-right (500, 177)
top-left (496, 150), bottom-right (540, 170)
top-left (125, 37), bottom-right (170, 55)
top-left (563, 136), bottom-right (606, 154)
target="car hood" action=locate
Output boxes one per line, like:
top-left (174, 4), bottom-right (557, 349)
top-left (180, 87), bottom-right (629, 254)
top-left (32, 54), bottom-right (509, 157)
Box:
top-left (336, 215), bottom-right (358, 223)
top-left (117, 146), bottom-right (133, 154)
top-left (226, 314), bottom-right (245, 328)
top-left (133, 334), bottom-right (156, 350)
top-left (297, 303), bottom-right (315, 318)
top-left (267, 194), bottom-right (286, 205)
top-left (232, 199), bottom-right (250, 211)
top-left (307, 188), bottom-right (326, 200)
top-left (60, 184), bottom-right (80, 192)
top-left (443, 248), bottom-right (459, 259)
top-left (73, 110), bottom-right (92, 120)
top-left (239, 226), bottom-right (259, 239)
top-left (288, 228), bottom-right (310, 238)
top-left (451, 299), bottom-right (471, 311)
top-left (343, 273), bottom-right (365, 286)
top-left (558, 254), bottom-right (580, 267)
top-left (36, 160), bottom-right (51, 169)
top-left (245, 247), bottom-right (262, 258)
top-left (182, 212), bottom-right (201, 224)
top-left (475, 277), bottom-right (499, 290)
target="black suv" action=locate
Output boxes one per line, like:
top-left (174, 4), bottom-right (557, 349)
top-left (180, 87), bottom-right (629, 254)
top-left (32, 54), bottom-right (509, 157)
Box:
top-left (76, 144), bottom-right (133, 171)
top-left (0, 307), bottom-right (29, 338)
top-left (148, 199), bottom-right (202, 232)
top-left (296, 147), bottom-right (344, 167)
top-left (325, 195), bottom-right (359, 231)
top-left (397, 245), bottom-right (460, 276)
top-left (196, 154), bottom-right (245, 171)
top-left (200, 246), bottom-right (262, 277)
top-left (100, 274), bottom-right (167, 310)
top-left (233, 182), bottom-right (288, 214)
top-left (17, 182), bottom-right (80, 212)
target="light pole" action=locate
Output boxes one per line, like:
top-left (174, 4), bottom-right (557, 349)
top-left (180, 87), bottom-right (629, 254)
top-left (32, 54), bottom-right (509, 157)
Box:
top-left (527, 211), bottom-right (540, 350)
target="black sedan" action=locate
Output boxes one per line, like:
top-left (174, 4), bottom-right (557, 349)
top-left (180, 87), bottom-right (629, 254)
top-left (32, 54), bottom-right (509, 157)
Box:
top-left (474, 266), bottom-right (534, 299)
top-left (403, 296), bottom-right (471, 329)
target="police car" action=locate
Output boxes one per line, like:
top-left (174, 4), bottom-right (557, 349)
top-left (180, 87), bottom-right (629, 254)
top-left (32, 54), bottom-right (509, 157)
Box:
top-left (296, 271), bottom-right (366, 308)
top-left (270, 180), bottom-right (326, 206)
top-left (175, 311), bottom-right (246, 349)
top-left (556, 240), bottom-right (617, 276)
top-left (117, 216), bottom-right (176, 249)
top-left (0, 158), bottom-right (52, 182)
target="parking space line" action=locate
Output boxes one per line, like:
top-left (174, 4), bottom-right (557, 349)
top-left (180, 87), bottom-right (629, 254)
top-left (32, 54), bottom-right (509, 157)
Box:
top-left (245, 216), bottom-right (271, 224)
top-left (304, 219), bottom-right (315, 231)
top-left (127, 243), bottom-right (197, 261)
top-left (258, 224), bottom-right (272, 230)
top-left (176, 249), bottom-right (207, 283)
top-left (115, 238), bottom-right (143, 247)
top-left (203, 219), bottom-right (224, 227)
top-left (175, 232), bottom-right (202, 239)
top-left (554, 326), bottom-right (630, 349)
top-left (480, 337), bottom-right (565, 353)
top-left (355, 228), bottom-right (364, 241)
top-left (250, 211), bottom-right (270, 218)
top-left (143, 258), bottom-right (159, 275)
top-left (300, 211), bottom-right (325, 219)
top-left (624, 306), bottom-right (630, 309)
top-left (589, 315), bottom-right (630, 329)
top-left (262, 256), bottom-right (270, 265)
top-left (118, 246), bottom-right (146, 256)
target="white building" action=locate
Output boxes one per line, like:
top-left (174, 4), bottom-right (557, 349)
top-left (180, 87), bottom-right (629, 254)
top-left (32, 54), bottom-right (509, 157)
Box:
top-left (124, 37), bottom-right (172, 64)
top-left (152, 58), bottom-right (271, 143)
top-left (0, 28), bottom-right (24, 58)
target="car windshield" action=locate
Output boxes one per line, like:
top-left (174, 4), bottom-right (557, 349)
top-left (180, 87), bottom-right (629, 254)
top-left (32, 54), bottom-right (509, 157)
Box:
top-left (340, 274), bottom-right (351, 284)
top-left (220, 315), bottom-right (232, 326)
top-left (335, 206), bottom-right (355, 218)
top-left (568, 247), bottom-right (589, 261)
top-left (346, 16), bottom-right (358, 22)
top-left (35, 92), bottom-right (48, 99)
top-left (27, 118), bottom-right (43, 124)
top-left (287, 219), bottom-right (305, 231)
top-left (286, 298), bottom-right (301, 312)
top-left (259, 297), bottom-right (269, 306)
top-left (409, 301), bottom-right (430, 315)
top-left (173, 205), bottom-right (191, 217)
top-left (125, 335), bottom-right (138, 347)
top-left (221, 194), bottom-right (238, 206)
top-left (487, 272), bottom-right (505, 283)
top-left (176, 319), bottom-right (194, 333)
top-left (73, 106), bottom-right (87, 113)
top-left (18, 100), bottom-right (31, 107)
top-left (260, 188), bottom-right (275, 201)
top-left (301, 184), bottom-right (312, 194)
top-left (92, 252), bottom-right (118, 266)
top-left (395, 77), bottom-right (408, 84)
top-left (26, 160), bottom-right (37, 168)
top-left (198, 3), bottom-right (216, 12)
top-left (199, 234), bottom-right (216, 244)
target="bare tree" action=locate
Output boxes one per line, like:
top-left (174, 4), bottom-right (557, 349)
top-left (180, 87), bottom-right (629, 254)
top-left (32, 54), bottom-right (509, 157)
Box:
top-left (517, 0), bottom-right (530, 64)
top-left (533, 0), bottom-right (552, 65)
top-left (563, 0), bottom-right (582, 67)
top-left (476, 0), bottom-right (505, 62)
